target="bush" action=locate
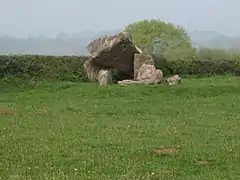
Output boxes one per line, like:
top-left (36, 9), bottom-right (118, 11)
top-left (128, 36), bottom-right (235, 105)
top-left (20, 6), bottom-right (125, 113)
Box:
top-left (0, 55), bottom-right (88, 82)
top-left (0, 55), bottom-right (239, 84)
top-left (124, 19), bottom-right (196, 61)
top-left (153, 55), bottom-right (240, 76)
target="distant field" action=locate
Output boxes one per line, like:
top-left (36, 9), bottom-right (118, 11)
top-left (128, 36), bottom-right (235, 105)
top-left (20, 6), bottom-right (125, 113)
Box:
top-left (0, 76), bottom-right (240, 180)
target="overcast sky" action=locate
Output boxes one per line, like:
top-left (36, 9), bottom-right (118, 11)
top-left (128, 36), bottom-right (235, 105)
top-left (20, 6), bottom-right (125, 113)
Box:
top-left (0, 0), bottom-right (239, 37)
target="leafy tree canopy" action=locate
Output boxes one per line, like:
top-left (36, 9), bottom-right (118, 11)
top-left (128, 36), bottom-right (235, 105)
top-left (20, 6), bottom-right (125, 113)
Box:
top-left (124, 19), bottom-right (196, 61)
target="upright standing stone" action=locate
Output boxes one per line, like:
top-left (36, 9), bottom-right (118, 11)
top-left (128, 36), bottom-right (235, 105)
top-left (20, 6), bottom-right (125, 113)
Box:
top-left (136, 63), bottom-right (163, 84)
top-left (98, 70), bottom-right (112, 85)
top-left (134, 54), bottom-right (155, 80)
top-left (83, 58), bottom-right (99, 82)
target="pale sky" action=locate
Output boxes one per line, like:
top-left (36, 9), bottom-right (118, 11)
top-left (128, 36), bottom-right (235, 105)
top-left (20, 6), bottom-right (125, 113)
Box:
top-left (0, 0), bottom-right (239, 37)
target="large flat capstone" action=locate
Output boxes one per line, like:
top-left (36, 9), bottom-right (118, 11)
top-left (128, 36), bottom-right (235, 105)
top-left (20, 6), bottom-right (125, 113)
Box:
top-left (87, 32), bottom-right (139, 76)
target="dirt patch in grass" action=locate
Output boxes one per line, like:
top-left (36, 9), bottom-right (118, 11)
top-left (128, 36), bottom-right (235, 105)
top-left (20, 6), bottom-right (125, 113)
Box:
top-left (0, 108), bottom-right (15, 115)
top-left (197, 160), bottom-right (212, 165)
top-left (152, 147), bottom-right (179, 155)
top-left (160, 170), bottom-right (175, 174)
top-left (158, 128), bottom-right (178, 135)
top-left (37, 110), bottom-right (49, 116)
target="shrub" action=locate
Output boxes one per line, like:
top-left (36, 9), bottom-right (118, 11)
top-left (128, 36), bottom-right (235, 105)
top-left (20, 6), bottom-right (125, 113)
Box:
top-left (153, 55), bottom-right (240, 76)
top-left (0, 55), bottom-right (88, 82)
top-left (0, 55), bottom-right (239, 84)
top-left (124, 19), bottom-right (196, 61)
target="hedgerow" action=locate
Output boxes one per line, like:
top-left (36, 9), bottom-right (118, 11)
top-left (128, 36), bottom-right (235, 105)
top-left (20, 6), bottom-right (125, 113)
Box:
top-left (0, 54), bottom-right (239, 83)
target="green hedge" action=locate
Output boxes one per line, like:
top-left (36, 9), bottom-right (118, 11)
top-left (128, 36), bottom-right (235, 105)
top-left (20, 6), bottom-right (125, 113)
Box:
top-left (0, 55), bottom-right (239, 83)
top-left (153, 56), bottom-right (240, 76)
top-left (169, 59), bottom-right (240, 76)
top-left (0, 55), bottom-right (88, 82)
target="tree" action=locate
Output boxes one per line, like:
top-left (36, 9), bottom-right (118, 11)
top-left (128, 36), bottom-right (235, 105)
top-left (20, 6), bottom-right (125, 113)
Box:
top-left (124, 19), bottom-right (196, 61)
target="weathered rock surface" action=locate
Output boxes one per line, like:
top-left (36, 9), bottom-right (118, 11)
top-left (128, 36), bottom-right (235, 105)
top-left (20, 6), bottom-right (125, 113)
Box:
top-left (167, 75), bottom-right (181, 85)
top-left (98, 69), bottom-right (112, 85)
top-left (117, 79), bottom-right (143, 85)
top-left (87, 32), bottom-right (139, 76)
top-left (84, 59), bottom-right (112, 85)
top-left (134, 54), bottom-right (155, 80)
top-left (136, 63), bottom-right (163, 84)
top-left (83, 58), bottom-right (99, 82)
top-left (118, 63), bottom-right (163, 85)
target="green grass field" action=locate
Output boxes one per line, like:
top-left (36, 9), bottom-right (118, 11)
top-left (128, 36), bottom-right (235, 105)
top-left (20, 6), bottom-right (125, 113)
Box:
top-left (0, 76), bottom-right (240, 180)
